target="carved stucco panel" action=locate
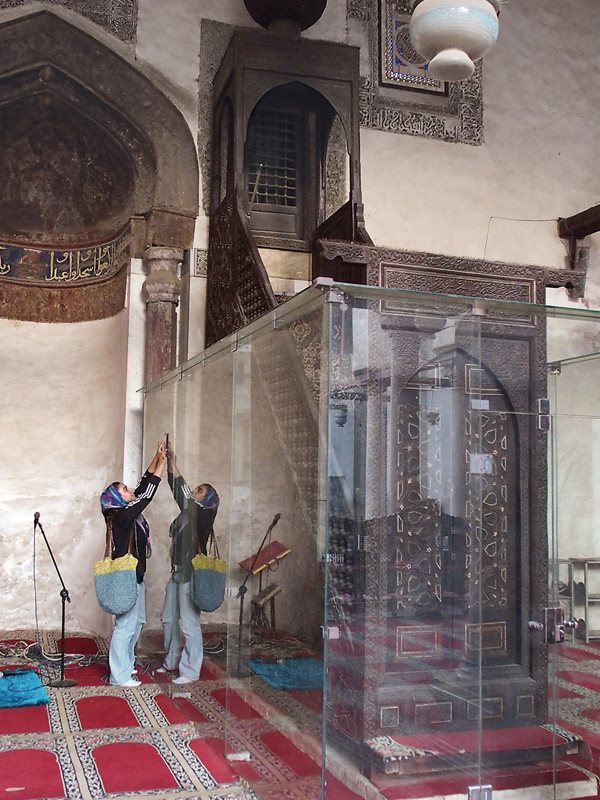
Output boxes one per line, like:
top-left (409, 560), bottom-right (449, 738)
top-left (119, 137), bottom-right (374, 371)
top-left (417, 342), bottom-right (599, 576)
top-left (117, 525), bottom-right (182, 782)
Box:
top-left (194, 248), bottom-right (208, 278)
top-left (349, 0), bottom-right (484, 145)
top-left (198, 20), bottom-right (235, 216)
top-left (0, 0), bottom-right (138, 42)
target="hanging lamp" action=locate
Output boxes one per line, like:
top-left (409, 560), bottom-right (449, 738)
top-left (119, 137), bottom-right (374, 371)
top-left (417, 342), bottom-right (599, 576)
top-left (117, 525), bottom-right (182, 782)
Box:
top-left (409, 0), bottom-right (501, 82)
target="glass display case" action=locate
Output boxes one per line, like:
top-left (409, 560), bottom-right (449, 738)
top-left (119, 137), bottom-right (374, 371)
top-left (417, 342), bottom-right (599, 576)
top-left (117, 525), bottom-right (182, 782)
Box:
top-left (142, 282), bottom-right (600, 799)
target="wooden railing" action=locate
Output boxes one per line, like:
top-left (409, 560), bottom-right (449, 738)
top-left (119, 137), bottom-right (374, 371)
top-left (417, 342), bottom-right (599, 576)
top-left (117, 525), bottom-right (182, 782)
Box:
top-left (205, 187), bottom-right (276, 348)
top-left (312, 200), bottom-right (372, 285)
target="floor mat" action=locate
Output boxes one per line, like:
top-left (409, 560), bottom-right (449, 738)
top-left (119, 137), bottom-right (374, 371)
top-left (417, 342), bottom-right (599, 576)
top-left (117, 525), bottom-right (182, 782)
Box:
top-left (0, 669), bottom-right (50, 708)
top-left (248, 658), bottom-right (323, 690)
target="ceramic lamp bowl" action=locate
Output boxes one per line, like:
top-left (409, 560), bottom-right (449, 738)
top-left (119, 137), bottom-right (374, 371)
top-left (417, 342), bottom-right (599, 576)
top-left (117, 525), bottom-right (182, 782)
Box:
top-left (409, 0), bottom-right (499, 82)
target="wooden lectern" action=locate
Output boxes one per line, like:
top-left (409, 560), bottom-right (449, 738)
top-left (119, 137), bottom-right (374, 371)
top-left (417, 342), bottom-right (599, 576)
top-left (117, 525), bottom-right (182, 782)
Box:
top-left (239, 540), bottom-right (290, 630)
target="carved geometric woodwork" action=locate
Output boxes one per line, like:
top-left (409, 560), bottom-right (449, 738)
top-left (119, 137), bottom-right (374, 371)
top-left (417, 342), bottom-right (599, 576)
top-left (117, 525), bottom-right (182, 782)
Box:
top-left (205, 189), bottom-right (275, 348)
top-left (321, 241), bottom-right (571, 772)
top-left (209, 26), bottom-right (364, 242)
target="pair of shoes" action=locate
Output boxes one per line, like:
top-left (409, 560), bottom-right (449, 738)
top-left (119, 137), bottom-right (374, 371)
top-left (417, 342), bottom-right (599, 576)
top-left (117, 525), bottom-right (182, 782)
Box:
top-left (131, 668), bottom-right (138, 675)
top-left (118, 678), bottom-right (141, 687)
top-left (172, 675), bottom-right (195, 685)
top-left (156, 665), bottom-right (169, 674)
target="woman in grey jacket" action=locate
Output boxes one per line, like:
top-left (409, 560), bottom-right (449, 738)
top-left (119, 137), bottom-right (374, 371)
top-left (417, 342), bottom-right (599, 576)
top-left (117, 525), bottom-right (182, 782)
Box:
top-left (159, 448), bottom-right (219, 685)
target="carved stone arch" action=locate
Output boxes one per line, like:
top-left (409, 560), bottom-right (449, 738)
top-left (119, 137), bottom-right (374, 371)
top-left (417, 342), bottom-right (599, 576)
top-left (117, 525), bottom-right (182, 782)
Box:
top-left (0, 68), bottom-right (153, 245)
top-left (0, 11), bottom-right (199, 241)
top-left (0, 10), bottom-right (199, 322)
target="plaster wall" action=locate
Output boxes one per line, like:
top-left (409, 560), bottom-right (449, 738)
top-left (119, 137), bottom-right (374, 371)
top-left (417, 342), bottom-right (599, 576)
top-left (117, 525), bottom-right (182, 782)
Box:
top-left (187, 276), bottom-right (208, 359)
top-left (3, 1), bottom-right (596, 274)
top-left (122, 260), bottom-right (148, 485)
top-left (132, 0), bottom-right (600, 297)
top-left (0, 311), bottom-right (130, 639)
top-left (359, 0), bottom-right (600, 278)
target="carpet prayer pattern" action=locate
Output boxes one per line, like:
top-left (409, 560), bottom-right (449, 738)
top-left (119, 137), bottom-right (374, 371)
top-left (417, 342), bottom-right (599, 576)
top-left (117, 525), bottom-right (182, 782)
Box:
top-left (0, 631), bottom-right (255, 800)
top-left (5, 631), bottom-right (600, 799)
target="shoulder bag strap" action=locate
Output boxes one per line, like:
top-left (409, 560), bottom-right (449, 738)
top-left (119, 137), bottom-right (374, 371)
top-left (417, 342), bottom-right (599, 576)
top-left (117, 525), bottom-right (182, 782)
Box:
top-left (210, 527), bottom-right (220, 559)
top-left (103, 528), bottom-right (112, 559)
top-left (197, 526), bottom-right (219, 558)
top-left (104, 518), bottom-right (134, 559)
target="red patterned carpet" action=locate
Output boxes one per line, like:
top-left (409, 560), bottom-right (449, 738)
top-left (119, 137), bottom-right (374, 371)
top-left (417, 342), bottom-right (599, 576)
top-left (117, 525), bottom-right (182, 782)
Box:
top-left (2, 630), bottom-right (600, 800)
top-left (0, 630), bottom-right (255, 800)
top-left (553, 639), bottom-right (600, 799)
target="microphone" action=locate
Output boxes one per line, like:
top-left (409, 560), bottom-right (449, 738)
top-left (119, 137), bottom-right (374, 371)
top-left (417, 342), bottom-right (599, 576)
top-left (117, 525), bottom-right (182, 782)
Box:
top-left (34, 512), bottom-right (40, 529)
top-left (272, 513), bottom-right (281, 527)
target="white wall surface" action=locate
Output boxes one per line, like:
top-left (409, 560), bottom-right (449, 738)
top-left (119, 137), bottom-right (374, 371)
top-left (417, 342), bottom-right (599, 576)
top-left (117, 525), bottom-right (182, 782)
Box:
top-left (0, 311), bottom-right (131, 637)
top-left (361, 0), bottom-right (600, 270)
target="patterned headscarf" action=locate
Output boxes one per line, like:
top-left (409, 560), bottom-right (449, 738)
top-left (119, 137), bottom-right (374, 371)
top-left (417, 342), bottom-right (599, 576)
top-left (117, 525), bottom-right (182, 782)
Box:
top-left (100, 483), bottom-right (127, 513)
top-left (200, 484), bottom-right (219, 511)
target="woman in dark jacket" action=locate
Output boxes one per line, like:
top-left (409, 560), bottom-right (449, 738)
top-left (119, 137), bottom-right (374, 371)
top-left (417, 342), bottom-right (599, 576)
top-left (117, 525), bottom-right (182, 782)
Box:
top-left (158, 448), bottom-right (219, 685)
top-left (100, 440), bottom-right (166, 686)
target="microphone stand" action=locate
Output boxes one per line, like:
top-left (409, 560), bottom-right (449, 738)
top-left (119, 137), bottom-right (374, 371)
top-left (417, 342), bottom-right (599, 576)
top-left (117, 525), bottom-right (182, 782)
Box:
top-left (236, 514), bottom-right (280, 676)
top-left (34, 515), bottom-right (77, 688)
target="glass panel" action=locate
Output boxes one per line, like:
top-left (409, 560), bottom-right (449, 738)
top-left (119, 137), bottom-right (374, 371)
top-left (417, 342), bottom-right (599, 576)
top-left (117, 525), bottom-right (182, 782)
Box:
top-left (323, 290), bottom-right (488, 794)
top-left (141, 339), bottom-right (234, 751)
top-left (224, 292), bottom-right (327, 789)
top-left (547, 344), bottom-right (600, 799)
top-left (141, 284), bottom-right (600, 799)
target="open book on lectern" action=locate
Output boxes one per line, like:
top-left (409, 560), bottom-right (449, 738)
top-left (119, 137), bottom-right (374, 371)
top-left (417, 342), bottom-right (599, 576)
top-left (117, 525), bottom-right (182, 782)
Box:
top-left (238, 540), bottom-right (291, 575)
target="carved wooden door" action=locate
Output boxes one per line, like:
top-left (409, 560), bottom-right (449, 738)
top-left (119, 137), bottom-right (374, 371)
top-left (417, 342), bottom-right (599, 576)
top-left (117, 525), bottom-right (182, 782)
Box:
top-left (388, 348), bottom-right (522, 729)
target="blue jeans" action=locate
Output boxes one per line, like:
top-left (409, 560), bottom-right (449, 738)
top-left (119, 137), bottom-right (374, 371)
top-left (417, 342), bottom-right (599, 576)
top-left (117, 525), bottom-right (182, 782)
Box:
top-left (161, 575), bottom-right (203, 680)
top-left (109, 582), bottom-right (146, 685)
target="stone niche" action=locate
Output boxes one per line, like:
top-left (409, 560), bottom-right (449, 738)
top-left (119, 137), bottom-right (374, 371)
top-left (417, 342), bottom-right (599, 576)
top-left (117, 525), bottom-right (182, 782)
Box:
top-left (0, 92), bottom-right (135, 246)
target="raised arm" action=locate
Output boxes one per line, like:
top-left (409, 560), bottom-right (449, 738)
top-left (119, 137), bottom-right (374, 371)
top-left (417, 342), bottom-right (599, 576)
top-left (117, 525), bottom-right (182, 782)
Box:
top-left (167, 446), bottom-right (181, 479)
top-left (167, 450), bottom-right (191, 511)
top-left (147, 439), bottom-right (167, 476)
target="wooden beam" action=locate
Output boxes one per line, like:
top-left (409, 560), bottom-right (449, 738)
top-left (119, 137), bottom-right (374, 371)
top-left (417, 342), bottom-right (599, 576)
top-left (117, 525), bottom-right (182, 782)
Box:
top-left (558, 203), bottom-right (600, 239)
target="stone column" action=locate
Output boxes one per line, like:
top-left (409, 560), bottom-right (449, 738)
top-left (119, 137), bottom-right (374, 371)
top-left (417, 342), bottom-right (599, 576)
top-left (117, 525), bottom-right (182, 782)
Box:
top-left (142, 246), bottom-right (183, 384)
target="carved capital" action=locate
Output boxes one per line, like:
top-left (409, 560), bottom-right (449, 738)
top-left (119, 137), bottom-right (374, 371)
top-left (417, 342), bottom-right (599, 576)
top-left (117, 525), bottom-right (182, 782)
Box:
top-left (142, 246), bottom-right (183, 304)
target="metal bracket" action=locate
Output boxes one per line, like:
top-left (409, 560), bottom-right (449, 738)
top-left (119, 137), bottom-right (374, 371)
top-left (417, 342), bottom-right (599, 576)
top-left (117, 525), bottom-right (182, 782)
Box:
top-left (530, 609), bottom-right (577, 644)
top-left (542, 607), bottom-right (578, 644)
top-left (471, 300), bottom-right (489, 317)
top-left (313, 276), bottom-right (345, 305)
top-left (327, 287), bottom-right (346, 305)
top-left (537, 397), bottom-right (550, 431)
top-left (468, 786), bottom-right (492, 800)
